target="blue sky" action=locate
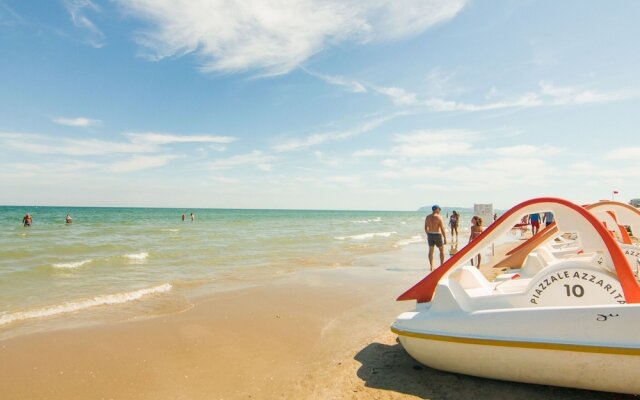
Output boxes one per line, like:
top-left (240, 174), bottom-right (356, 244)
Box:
top-left (1, 0), bottom-right (639, 210)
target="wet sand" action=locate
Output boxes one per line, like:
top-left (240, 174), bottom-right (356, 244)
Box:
top-left (0, 241), bottom-right (634, 399)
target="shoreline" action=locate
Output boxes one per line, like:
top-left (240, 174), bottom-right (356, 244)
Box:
top-left (0, 243), bottom-right (427, 399)
top-left (1, 239), bottom-right (632, 399)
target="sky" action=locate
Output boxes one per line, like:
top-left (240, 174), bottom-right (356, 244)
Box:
top-left (1, 0), bottom-right (639, 211)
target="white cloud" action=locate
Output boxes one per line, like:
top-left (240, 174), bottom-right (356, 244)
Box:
top-left (425, 92), bottom-right (542, 112)
top-left (53, 116), bottom-right (102, 127)
top-left (273, 112), bottom-right (405, 152)
top-left (325, 175), bottom-right (359, 184)
top-left (364, 0), bottom-right (467, 40)
top-left (0, 160), bottom-right (103, 181)
top-left (380, 155), bottom-right (557, 193)
top-left (273, 129), bottom-right (348, 152)
top-left (393, 141), bottom-right (473, 158)
top-left (539, 81), bottom-right (623, 105)
top-left (305, 68), bottom-right (420, 106)
top-left (304, 69), bottom-right (367, 93)
top-left (424, 67), bottom-right (466, 98)
top-left (125, 132), bottom-right (237, 145)
top-left (475, 156), bottom-right (547, 174)
top-left (2, 135), bottom-right (153, 156)
top-left (382, 158), bottom-right (401, 168)
top-left (568, 161), bottom-right (640, 179)
top-left (208, 150), bottom-right (275, 170)
top-left (604, 147), bottom-right (640, 161)
top-left (424, 82), bottom-right (632, 113)
top-left (115, 0), bottom-right (466, 75)
top-left (211, 175), bottom-right (240, 184)
top-left (378, 164), bottom-right (443, 179)
top-left (109, 154), bottom-right (179, 172)
top-left (352, 149), bottom-right (382, 157)
top-left (493, 144), bottom-right (563, 157)
top-left (391, 129), bottom-right (479, 157)
top-left (313, 151), bottom-right (341, 167)
top-left (414, 182), bottom-right (447, 191)
top-left (306, 68), bottom-right (621, 113)
top-left (6, 160), bottom-right (102, 175)
top-left (371, 85), bottom-right (418, 106)
top-left (0, 131), bottom-right (236, 157)
top-left (63, 0), bottom-right (105, 48)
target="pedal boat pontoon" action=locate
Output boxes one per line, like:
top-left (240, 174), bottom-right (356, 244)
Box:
top-left (392, 197), bottom-right (640, 394)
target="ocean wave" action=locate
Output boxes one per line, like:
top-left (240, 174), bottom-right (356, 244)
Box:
top-left (394, 235), bottom-right (423, 247)
top-left (351, 217), bottom-right (382, 224)
top-left (161, 228), bottom-right (180, 232)
top-left (0, 283), bottom-right (172, 326)
top-left (335, 231), bottom-right (397, 241)
top-left (52, 259), bottom-right (93, 269)
top-left (124, 252), bottom-right (149, 261)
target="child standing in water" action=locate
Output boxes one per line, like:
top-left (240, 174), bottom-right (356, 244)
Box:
top-left (469, 216), bottom-right (484, 267)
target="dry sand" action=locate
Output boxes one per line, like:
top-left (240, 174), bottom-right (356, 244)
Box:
top-left (0, 240), bottom-right (634, 399)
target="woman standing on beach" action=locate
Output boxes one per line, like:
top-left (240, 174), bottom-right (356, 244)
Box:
top-left (469, 216), bottom-right (484, 267)
top-left (449, 211), bottom-right (459, 241)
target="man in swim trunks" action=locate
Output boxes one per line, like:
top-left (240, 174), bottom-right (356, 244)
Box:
top-left (529, 213), bottom-right (541, 235)
top-left (425, 205), bottom-right (447, 271)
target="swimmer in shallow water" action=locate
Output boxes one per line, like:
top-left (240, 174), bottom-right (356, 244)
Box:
top-left (22, 213), bottom-right (32, 227)
top-left (65, 214), bottom-right (72, 224)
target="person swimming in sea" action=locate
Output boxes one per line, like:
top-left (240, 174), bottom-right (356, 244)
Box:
top-left (22, 213), bottom-right (32, 227)
top-left (65, 214), bottom-right (72, 224)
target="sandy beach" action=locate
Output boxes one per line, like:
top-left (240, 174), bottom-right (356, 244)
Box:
top-left (0, 240), bottom-right (634, 399)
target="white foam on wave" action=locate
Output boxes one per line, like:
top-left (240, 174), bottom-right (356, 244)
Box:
top-left (335, 231), bottom-right (397, 241)
top-left (162, 228), bottom-right (180, 232)
top-left (52, 259), bottom-right (93, 269)
top-left (0, 283), bottom-right (172, 326)
top-left (394, 235), bottom-right (423, 247)
top-left (351, 217), bottom-right (382, 224)
top-left (125, 252), bottom-right (149, 261)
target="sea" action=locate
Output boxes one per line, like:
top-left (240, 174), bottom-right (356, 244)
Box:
top-left (0, 206), bottom-right (479, 340)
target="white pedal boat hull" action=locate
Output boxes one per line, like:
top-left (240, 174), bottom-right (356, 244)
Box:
top-left (393, 304), bottom-right (640, 394)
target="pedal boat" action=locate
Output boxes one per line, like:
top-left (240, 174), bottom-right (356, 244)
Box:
top-left (392, 197), bottom-right (640, 394)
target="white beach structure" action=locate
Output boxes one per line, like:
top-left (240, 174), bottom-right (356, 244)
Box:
top-left (473, 203), bottom-right (494, 225)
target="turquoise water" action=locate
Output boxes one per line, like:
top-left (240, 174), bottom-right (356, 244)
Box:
top-left (0, 206), bottom-right (477, 338)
